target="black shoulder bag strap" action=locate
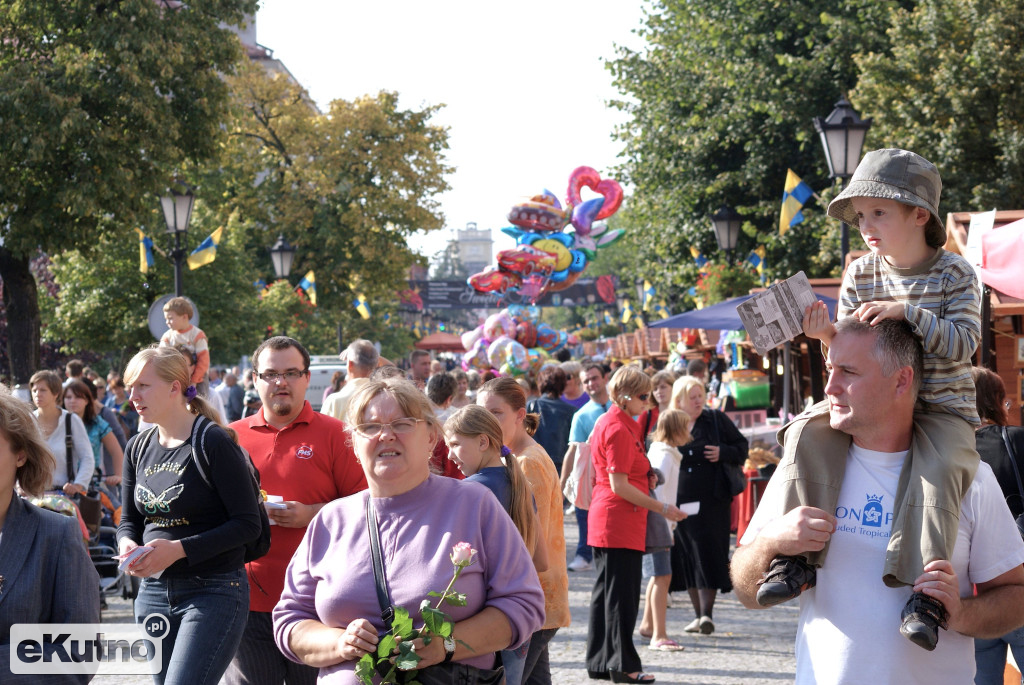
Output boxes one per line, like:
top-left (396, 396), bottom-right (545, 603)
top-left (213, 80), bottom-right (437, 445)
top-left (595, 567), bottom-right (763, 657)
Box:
top-left (643, 409), bottom-right (654, 437)
top-left (64, 413), bottom-right (75, 485)
top-left (366, 495), bottom-right (395, 629)
top-left (1001, 427), bottom-right (1024, 509)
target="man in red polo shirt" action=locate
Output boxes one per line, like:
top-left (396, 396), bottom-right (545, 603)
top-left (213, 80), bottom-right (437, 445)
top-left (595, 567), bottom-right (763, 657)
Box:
top-left (224, 336), bottom-right (367, 685)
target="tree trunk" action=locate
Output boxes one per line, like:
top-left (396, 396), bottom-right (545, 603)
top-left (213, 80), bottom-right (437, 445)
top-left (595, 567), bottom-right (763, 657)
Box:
top-left (0, 248), bottom-right (41, 384)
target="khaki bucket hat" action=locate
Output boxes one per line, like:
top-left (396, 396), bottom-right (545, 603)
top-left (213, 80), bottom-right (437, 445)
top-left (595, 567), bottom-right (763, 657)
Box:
top-left (827, 148), bottom-right (946, 248)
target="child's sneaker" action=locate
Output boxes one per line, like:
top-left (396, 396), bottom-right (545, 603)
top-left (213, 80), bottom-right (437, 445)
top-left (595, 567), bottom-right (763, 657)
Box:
top-left (755, 555), bottom-right (817, 607)
top-left (899, 592), bottom-right (948, 651)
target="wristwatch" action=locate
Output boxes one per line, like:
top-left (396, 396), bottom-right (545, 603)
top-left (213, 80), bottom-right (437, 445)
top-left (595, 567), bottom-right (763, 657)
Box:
top-left (442, 634), bottom-right (456, 663)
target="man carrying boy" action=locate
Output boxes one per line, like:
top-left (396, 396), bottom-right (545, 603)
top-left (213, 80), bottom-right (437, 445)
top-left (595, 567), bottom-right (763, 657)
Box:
top-left (754, 149), bottom-right (982, 650)
top-left (731, 318), bottom-right (1024, 684)
top-left (159, 296), bottom-right (211, 397)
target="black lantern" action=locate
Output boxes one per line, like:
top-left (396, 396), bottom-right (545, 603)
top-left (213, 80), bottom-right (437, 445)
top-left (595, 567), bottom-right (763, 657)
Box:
top-left (711, 205), bottom-right (742, 264)
top-left (814, 97), bottom-right (872, 266)
top-left (269, 234), bottom-right (297, 280)
top-left (160, 181), bottom-right (195, 297)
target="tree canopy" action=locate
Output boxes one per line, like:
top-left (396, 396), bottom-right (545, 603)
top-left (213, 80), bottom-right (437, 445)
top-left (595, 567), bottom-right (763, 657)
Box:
top-left (0, 0), bottom-right (257, 381)
top-left (41, 60), bottom-right (452, 364)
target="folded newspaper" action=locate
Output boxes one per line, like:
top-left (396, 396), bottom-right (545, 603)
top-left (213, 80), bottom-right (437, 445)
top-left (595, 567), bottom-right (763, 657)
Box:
top-left (736, 271), bottom-right (820, 355)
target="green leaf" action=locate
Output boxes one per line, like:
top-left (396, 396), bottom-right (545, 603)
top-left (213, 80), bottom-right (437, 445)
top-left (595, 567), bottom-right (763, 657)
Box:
top-left (420, 607), bottom-right (451, 635)
top-left (378, 633), bottom-right (397, 659)
top-left (355, 653), bottom-right (376, 685)
top-left (444, 592), bottom-right (468, 607)
top-left (392, 606), bottom-right (414, 637)
top-left (394, 642), bottom-right (421, 671)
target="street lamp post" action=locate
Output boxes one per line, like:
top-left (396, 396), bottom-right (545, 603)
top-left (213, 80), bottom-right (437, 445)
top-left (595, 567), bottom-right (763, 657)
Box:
top-left (634, 277), bottom-right (648, 327)
top-left (813, 96), bottom-right (872, 270)
top-left (160, 182), bottom-right (196, 298)
top-left (269, 234), bottom-right (297, 281)
top-left (268, 234), bottom-right (298, 337)
top-left (711, 205), bottom-right (742, 264)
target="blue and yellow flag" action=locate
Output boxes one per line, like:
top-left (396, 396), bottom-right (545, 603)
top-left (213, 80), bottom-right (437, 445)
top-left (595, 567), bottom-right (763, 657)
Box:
top-left (253, 278), bottom-right (270, 299)
top-left (135, 228), bottom-right (155, 274)
top-left (642, 280), bottom-right (656, 312)
top-left (780, 170), bottom-right (814, 234)
top-left (187, 226), bottom-right (224, 270)
top-left (621, 299), bottom-right (635, 325)
top-left (298, 271), bottom-right (317, 306)
top-left (353, 292), bottom-right (371, 319)
top-left (412, 319), bottom-right (424, 338)
top-left (654, 300), bottom-right (671, 320)
top-left (746, 246), bottom-right (767, 284)
top-left (690, 246), bottom-right (710, 274)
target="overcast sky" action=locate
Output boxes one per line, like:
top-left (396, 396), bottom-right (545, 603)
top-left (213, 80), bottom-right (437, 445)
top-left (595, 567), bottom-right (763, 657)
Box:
top-left (255, 0), bottom-right (648, 260)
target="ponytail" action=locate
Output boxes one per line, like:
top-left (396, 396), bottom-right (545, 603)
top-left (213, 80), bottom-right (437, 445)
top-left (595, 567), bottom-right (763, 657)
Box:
top-left (503, 446), bottom-right (539, 555)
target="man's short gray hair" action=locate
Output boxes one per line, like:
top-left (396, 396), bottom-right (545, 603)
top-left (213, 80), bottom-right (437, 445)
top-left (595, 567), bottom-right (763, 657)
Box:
top-left (834, 318), bottom-right (923, 397)
top-left (345, 339), bottom-right (379, 372)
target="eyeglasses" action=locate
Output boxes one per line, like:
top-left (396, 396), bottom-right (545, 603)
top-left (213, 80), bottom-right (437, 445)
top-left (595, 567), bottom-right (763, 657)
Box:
top-left (256, 370), bottom-right (307, 383)
top-left (624, 393), bottom-right (650, 402)
top-left (353, 418), bottom-right (423, 438)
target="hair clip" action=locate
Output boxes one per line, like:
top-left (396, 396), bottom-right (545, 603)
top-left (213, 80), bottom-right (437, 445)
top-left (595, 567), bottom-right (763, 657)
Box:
top-left (184, 385), bottom-right (198, 401)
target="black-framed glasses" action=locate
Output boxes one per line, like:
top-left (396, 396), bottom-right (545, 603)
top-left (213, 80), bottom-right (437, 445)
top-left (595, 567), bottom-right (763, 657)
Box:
top-left (256, 370), bottom-right (307, 383)
top-left (353, 418), bottom-right (424, 438)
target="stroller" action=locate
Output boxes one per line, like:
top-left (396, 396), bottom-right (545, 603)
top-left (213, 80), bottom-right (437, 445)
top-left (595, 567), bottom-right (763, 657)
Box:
top-left (31, 485), bottom-right (139, 610)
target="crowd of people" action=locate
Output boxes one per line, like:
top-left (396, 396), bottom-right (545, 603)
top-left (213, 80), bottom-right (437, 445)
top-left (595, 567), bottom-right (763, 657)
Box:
top-left (1, 318), bottom-right (768, 685)
top-left (5, 146), bottom-right (1024, 682)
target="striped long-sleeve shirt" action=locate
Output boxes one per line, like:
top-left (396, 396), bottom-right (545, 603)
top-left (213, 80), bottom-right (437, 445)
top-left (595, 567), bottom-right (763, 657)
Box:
top-left (839, 248), bottom-right (980, 424)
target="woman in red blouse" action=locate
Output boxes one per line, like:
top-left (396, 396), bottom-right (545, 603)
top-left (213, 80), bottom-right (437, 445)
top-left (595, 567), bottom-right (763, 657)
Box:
top-left (585, 366), bottom-right (687, 684)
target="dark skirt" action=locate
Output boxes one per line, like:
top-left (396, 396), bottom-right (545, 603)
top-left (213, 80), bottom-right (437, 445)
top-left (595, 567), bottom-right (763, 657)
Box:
top-left (669, 497), bottom-right (733, 593)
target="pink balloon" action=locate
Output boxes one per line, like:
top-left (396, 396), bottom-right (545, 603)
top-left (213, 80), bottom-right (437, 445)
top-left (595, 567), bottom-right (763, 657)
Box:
top-left (566, 166), bottom-right (601, 207)
top-left (565, 166), bottom-right (623, 221)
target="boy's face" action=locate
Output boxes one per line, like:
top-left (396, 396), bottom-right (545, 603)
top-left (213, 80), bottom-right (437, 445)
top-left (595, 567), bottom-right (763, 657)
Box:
top-left (164, 310), bottom-right (190, 332)
top-left (851, 197), bottom-right (929, 262)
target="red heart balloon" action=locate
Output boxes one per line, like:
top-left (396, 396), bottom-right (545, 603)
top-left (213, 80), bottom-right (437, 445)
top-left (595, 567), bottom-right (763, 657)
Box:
top-left (566, 166), bottom-right (623, 220)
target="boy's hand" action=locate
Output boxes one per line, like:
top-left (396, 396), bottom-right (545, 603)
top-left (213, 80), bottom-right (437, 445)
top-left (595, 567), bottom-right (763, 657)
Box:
top-left (802, 301), bottom-right (835, 343)
top-left (853, 301), bottom-right (905, 325)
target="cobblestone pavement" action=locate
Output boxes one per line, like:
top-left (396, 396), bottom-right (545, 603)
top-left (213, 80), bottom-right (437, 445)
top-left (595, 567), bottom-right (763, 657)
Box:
top-left (94, 513), bottom-right (798, 684)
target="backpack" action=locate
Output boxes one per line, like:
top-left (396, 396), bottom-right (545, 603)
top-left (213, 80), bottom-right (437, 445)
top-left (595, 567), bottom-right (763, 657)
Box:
top-left (188, 415), bottom-right (272, 564)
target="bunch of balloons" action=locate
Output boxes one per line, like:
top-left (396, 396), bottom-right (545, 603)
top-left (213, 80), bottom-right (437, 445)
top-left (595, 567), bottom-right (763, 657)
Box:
top-left (461, 306), bottom-right (579, 378)
top-left (468, 166), bottom-right (625, 303)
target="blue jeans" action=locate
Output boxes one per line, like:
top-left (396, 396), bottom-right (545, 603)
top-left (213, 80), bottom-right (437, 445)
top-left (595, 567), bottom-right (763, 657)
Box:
top-left (134, 568), bottom-right (249, 685)
top-left (501, 637), bottom-right (531, 685)
top-left (975, 626), bottom-right (1024, 684)
top-left (575, 507), bottom-right (592, 562)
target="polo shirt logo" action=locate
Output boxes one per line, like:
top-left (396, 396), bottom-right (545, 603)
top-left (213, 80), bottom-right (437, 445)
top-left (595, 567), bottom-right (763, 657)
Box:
top-left (295, 445), bottom-right (314, 460)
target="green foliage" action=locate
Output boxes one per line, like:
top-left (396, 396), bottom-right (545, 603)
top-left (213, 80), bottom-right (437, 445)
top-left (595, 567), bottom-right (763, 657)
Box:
top-left (694, 263), bottom-right (760, 305)
top-left (38, 59), bottom-right (451, 363)
top-left (0, 0), bottom-right (256, 253)
top-left (607, 0), bottom-right (906, 300)
top-left (0, 0), bottom-right (257, 379)
top-left (852, 0), bottom-right (1024, 212)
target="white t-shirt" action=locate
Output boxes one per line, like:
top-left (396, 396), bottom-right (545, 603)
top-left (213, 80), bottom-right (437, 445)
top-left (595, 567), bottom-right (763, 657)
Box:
top-left (742, 443), bottom-right (1024, 685)
top-left (647, 441), bottom-right (681, 509)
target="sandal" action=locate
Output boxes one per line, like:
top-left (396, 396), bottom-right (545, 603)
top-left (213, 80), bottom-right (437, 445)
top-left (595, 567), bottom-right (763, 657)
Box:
top-left (648, 639), bottom-right (684, 652)
top-left (610, 672), bottom-right (656, 684)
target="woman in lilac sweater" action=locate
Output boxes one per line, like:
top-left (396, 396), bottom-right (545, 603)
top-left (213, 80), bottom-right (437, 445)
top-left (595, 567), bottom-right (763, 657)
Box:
top-left (273, 378), bottom-right (545, 683)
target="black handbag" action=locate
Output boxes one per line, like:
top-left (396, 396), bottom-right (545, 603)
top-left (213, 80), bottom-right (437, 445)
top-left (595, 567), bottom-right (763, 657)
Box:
top-left (999, 427), bottom-right (1024, 541)
top-left (365, 497), bottom-right (504, 685)
top-left (710, 410), bottom-right (747, 497)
